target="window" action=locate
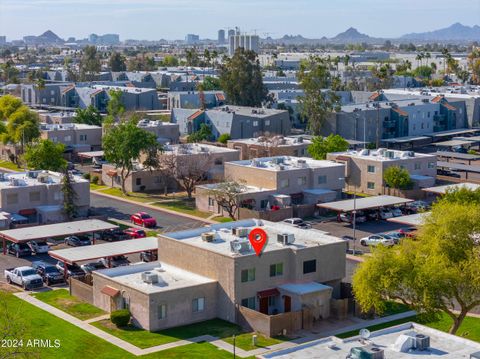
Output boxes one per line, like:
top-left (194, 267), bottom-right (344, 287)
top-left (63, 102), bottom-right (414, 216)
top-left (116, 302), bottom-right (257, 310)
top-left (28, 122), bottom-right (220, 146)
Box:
top-left (241, 297), bottom-right (255, 310)
top-left (413, 124), bottom-right (416, 130)
top-left (428, 112), bottom-right (431, 118)
top-left (280, 179), bottom-right (289, 188)
top-left (136, 178), bottom-right (142, 186)
top-left (303, 259), bottom-right (316, 274)
top-left (54, 192), bottom-right (63, 201)
top-left (414, 163), bottom-right (421, 170)
top-left (297, 176), bottom-right (306, 186)
top-left (6, 193), bottom-right (18, 205)
top-left (421, 123), bottom-right (424, 129)
top-left (367, 182), bottom-right (375, 190)
top-left (208, 197), bottom-right (215, 206)
top-left (154, 176), bottom-right (160, 183)
top-left (268, 296), bottom-right (276, 307)
top-left (241, 268), bottom-right (255, 282)
top-left (269, 263), bottom-right (283, 277)
top-left (318, 175), bottom-right (327, 184)
top-left (79, 134), bottom-right (87, 142)
top-left (253, 121), bottom-right (259, 127)
top-left (265, 120), bottom-right (270, 126)
top-left (50, 90), bottom-right (55, 96)
top-left (367, 165), bottom-right (376, 173)
top-left (64, 135), bottom-right (72, 142)
top-left (157, 304), bottom-right (166, 319)
top-left (428, 162), bottom-right (435, 169)
top-left (214, 158), bottom-right (223, 165)
top-left (29, 191), bottom-right (40, 202)
top-left (260, 199), bottom-right (269, 209)
top-left (192, 297), bottom-right (205, 312)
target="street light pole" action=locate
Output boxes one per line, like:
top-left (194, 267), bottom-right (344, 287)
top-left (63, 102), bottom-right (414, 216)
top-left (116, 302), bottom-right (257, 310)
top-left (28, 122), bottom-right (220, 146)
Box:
top-left (352, 186), bottom-right (357, 256)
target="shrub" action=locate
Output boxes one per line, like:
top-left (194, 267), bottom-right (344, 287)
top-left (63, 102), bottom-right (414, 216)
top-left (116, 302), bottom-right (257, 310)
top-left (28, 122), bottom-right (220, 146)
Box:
top-left (110, 309), bottom-right (130, 327)
top-left (83, 173), bottom-right (91, 180)
top-left (91, 175), bottom-right (99, 184)
top-left (217, 133), bottom-right (231, 144)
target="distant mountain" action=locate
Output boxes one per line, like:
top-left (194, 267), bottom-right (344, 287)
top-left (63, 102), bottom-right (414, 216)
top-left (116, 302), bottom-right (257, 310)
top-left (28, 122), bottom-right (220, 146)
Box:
top-left (331, 27), bottom-right (371, 42)
top-left (37, 30), bottom-right (64, 44)
top-left (401, 23), bottom-right (480, 41)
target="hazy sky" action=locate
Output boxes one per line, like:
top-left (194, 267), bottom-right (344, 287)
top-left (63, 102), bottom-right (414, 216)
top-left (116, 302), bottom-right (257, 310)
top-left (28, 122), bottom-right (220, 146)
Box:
top-left (1, 0), bottom-right (479, 41)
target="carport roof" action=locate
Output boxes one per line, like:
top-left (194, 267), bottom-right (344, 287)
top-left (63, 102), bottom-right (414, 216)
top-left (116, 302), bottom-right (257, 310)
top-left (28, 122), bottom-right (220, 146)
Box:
top-left (0, 219), bottom-right (118, 243)
top-left (48, 237), bottom-right (158, 264)
top-left (434, 140), bottom-right (474, 147)
top-left (317, 195), bottom-right (413, 212)
top-left (422, 182), bottom-right (480, 194)
top-left (387, 212), bottom-right (430, 227)
top-left (77, 150), bottom-right (104, 158)
top-left (436, 161), bottom-right (480, 173)
top-left (435, 151), bottom-right (480, 160)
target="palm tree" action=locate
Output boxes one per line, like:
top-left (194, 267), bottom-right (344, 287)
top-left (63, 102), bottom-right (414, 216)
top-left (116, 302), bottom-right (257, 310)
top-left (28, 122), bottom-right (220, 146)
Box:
top-left (415, 54), bottom-right (422, 68)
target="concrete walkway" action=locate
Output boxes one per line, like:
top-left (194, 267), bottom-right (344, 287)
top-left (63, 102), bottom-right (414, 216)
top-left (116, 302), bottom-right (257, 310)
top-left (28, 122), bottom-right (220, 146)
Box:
top-left (91, 189), bottom-right (217, 224)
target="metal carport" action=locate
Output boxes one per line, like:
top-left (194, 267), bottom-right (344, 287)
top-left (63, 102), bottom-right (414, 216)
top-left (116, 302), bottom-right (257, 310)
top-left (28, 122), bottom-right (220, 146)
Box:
top-left (387, 212), bottom-right (430, 227)
top-left (317, 195), bottom-right (413, 213)
top-left (0, 219), bottom-right (118, 254)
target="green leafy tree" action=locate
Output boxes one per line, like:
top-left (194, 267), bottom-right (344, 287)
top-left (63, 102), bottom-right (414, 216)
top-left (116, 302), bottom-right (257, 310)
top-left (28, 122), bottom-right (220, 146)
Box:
top-left (103, 116), bottom-right (161, 194)
top-left (383, 166), bottom-right (412, 190)
top-left (468, 48), bottom-right (480, 84)
top-left (0, 95), bottom-right (23, 120)
top-left (108, 52), bottom-right (126, 72)
top-left (198, 76), bottom-right (222, 91)
top-left (62, 167), bottom-right (78, 220)
top-left (298, 56), bottom-right (340, 134)
top-left (307, 134), bottom-right (349, 160)
top-left (217, 133), bottom-right (231, 144)
top-left (187, 123), bottom-right (213, 143)
top-left (79, 45), bottom-right (101, 81)
top-left (2, 106), bottom-right (40, 151)
top-left (219, 48), bottom-right (267, 107)
top-left (413, 65), bottom-right (434, 79)
top-left (161, 55), bottom-right (179, 67)
top-left (75, 105), bottom-right (103, 126)
top-left (23, 139), bottom-right (66, 171)
top-left (353, 196), bottom-right (480, 334)
top-left (104, 89), bottom-right (125, 124)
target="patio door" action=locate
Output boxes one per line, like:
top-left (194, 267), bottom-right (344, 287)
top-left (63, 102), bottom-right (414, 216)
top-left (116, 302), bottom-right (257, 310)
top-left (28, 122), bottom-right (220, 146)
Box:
top-left (259, 297), bottom-right (268, 314)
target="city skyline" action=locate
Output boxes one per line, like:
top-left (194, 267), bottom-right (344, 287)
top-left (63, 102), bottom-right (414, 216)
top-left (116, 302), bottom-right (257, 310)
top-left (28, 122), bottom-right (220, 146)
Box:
top-left (0, 0), bottom-right (479, 41)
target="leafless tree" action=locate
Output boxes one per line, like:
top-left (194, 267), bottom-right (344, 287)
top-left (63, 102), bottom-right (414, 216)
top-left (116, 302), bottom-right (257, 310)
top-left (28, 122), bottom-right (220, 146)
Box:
top-left (207, 180), bottom-right (247, 219)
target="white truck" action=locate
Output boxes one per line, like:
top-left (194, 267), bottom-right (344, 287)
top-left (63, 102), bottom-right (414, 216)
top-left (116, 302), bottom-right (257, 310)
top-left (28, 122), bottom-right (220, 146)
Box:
top-left (5, 266), bottom-right (44, 290)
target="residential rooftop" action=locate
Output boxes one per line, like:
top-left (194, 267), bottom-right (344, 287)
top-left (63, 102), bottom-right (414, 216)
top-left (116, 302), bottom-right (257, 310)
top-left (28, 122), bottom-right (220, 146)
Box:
top-left (208, 105), bottom-right (287, 117)
top-left (95, 261), bottom-right (216, 294)
top-left (40, 123), bottom-right (101, 130)
top-left (228, 156), bottom-right (345, 171)
top-left (162, 219), bottom-right (340, 257)
top-left (137, 119), bottom-right (178, 128)
top-left (384, 86), bottom-right (480, 99)
top-left (0, 170), bottom-right (87, 189)
top-left (89, 84), bottom-right (156, 94)
top-left (260, 322), bottom-right (480, 359)
top-left (163, 143), bottom-right (239, 155)
top-left (228, 135), bottom-right (311, 147)
top-left (330, 148), bottom-right (436, 162)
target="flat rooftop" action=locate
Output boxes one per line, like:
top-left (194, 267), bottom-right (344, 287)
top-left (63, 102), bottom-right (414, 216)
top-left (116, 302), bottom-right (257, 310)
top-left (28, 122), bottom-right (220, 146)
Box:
top-left (0, 170), bottom-right (87, 189)
top-left (208, 105), bottom-right (286, 117)
top-left (228, 156), bottom-right (344, 171)
top-left (94, 261), bottom-right (216, 294)
top-left (163, 143), bottom-right (239, 155)
top-left (330, 149), bottom-right (435, 162)
top-left (162, 219), bottom-right (342, 257)
top-left (423, 182), bottom-right (480, 195)
top-left (260, 322), bottom-right (480, 359)
top-left (40, 123), bottom-right (101, 131)
top-left (228, 136), bottom-right (311, 147)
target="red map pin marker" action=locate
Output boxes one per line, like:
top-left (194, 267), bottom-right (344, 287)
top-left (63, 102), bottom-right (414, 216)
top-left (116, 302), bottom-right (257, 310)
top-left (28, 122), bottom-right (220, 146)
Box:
top-left (249, 228), bottom-right (268, 256)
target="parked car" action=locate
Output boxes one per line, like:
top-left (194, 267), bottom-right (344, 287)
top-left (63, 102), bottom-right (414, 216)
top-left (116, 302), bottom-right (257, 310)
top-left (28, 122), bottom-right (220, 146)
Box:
top-left (55, 261), bottom-right (85, 278)
top-left (383, 231), bottom-right (404, 244)
top-left (130, 212), bottom-right (157, 228)
top-left (452, 146), bottom-right (468, 154)
top-left (124, 228), bottom-right (147, 239)
top-left (32, 261), bottom-right (64, 285)
top-left (5, 266), bottom-right (43, 290)
top-left (64, 235), bottom-right (91, 247)
top-left (80, 261), bottom-right (107, 274)
top-left (7, 243), bottom-right (32, 257)
top-left (405, 201), bottom-right (429, 214)
top-left (340, 211), bottom-right (367, 223)
top-left (99, 228), bottom-right (128, 241)
top-left (437, 168), bottom-right (461, 178)
top-left (283, 218), bottom-right (311, 229)
top-left (391, 207), bottom-right (403, 217)
top-left (100, 255), bottom-right (130, 268)
top-left (379, 208), bottom-right (394, 220)
top-left (399, 227), bottom-right (418, 238)
top-left (140, 250), bottom-right (158, 262)
top-left (359, 234), bottom-right (395, 247)
top-left (28, 240), bottom-right (50, 254)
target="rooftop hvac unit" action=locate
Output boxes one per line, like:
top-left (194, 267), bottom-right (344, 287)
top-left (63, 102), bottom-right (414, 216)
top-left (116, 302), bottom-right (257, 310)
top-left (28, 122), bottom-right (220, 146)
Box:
top-left (201, 232), bottom-right (215, 242)
top-left (230, 239), bottom-right (251, 254)
top-left (232, 227), bottom-right (248, 238)
top-left (141, 271), bottom-right (159, 284)
top-left (27, 171), bottom-right (37, 179)
top-left (297, 136), bottom-right (303, 143)
top-left (0, 173), bottom-right (5, 181)
top-left (359, 149), bottom-right (370, 156)
top-left (9, 178), bottom-right (20, 186)
top-left (277, 233), bottom-right (295, 245)
top-left (297, 159), bottom-right (307, 167)
top-left (348, 345), bottom-right (384, 359)
top-left (405, 332), bottom-right (430, 351)
top-left (385, 151), bottom-right (395, 159)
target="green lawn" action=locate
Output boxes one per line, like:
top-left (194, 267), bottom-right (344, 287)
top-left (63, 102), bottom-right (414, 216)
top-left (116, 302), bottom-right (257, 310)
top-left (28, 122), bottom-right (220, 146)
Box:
top-left (0, 160), bottom-right (23, 171)
top-left (152, 200), bottom-right (212, 218)
top-left (1, 290), bottom-right (252, 358)
top-left (382, 301), bottom-right (411, 316)
top-left (336, 313), bottom-right (480, 343)
top-left (97, 187), bottom-right (161, 203)
top-left (223, 332), bottom-right (289, 351)
top-left (90, 183), bottom-right (107, 191)
top-left (32, 289), bottom-right (106, 321)
top-left (215, 217), bottom-right (234, 223)
top-left (91, 318), bottom-right (244, 349)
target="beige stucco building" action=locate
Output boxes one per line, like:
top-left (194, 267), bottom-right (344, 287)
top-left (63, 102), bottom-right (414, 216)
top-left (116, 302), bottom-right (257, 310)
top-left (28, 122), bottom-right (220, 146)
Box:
top-left (327, 148), bottom-right (437, 196)
top-left (91, 219), bottom-right (347, 335)
top-left (0, 170), bottom-right (90, 226)
top-left (40, 123), bottom-right (103, 153)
